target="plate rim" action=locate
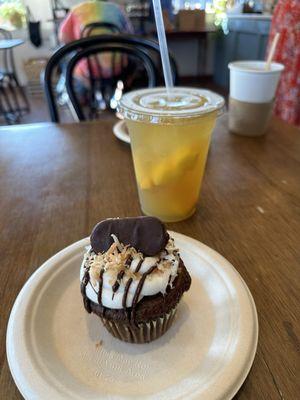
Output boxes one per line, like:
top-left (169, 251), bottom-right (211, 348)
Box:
top-left (6, 231), bottom-right (258, 400)
top-left (112, 120), bottom-right (130, 144)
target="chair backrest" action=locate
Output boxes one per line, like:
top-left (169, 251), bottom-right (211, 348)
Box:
top-left (44, 34), bottom-right (178, 122)
top-left (80, 23), bottom-right (123, 109)
top-left (81, 22), bottom-right (121, 37)
top-left (66, 43), bottom-right (156, 120)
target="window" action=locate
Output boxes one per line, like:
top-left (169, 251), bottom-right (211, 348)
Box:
top-left (0, 0), bottom-right (26, 29)
top-left (172, 0), bottom-right (229, 29)
top-left (173, 0), bottom-right (220, 13)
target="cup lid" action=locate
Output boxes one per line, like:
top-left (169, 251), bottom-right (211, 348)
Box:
top-left (118, 87), bottom-right (225, 124)
top-left (228, 61), bottom-right (285, 74)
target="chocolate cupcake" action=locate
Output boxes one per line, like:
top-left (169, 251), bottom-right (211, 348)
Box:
top-left (80, 216), bottom-right (191, 343)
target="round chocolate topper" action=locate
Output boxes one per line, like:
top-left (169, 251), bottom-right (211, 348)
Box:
top-left (90, 217), bottom-right (169, 256)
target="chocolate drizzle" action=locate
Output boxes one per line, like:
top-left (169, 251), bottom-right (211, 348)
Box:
top-left (122, 277), bottom-right (133, 308)
top-left (131, 264), bottom-right (157, 324)
top-left (134, 259), bottom-right (143, 273)
top-left (81, 265), bottom-right (105, 311)
top-left (112, 270), bottom-right (125, 299)
top-left (82, 261), bottom-right (156, 323)
top-left (81, 270), bottom-right (91, 313)
top-left (125, 256), bottom-right (132, 267)
top-left (166, 273), bottom-right (172, 293)
top-left (97, 269), bottom-right (105, 304)
top-left (82, 259), bottom-right (171, 324)
top-left (82, 228), bottom-right (178, 325)
top-left (89, 281), bottom-right (98, 295)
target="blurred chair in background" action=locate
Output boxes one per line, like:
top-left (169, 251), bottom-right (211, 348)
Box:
top-left (81, 22), bottom-right (121, 37)
top-left (65, 42), bottom-right (156, 120)
top-left (57, 0), bottom-right (133, 111)
top-left (44, 35), bottom-right (178, 122)
top-left (0, 28), bottom-right (30, 124)
top-left (80, 21), bottom-right (124, 111)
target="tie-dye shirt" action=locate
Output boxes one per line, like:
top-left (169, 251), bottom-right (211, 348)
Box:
top-left (59, 0), bottom-right (133, 80)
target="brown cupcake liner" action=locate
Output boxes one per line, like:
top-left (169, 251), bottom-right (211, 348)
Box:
top-left (100, 307), bottom-right (177, 344)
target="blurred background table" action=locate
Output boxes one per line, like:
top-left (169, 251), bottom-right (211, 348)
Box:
top-left (0, 39), bottom-right (24, 50)
top-left (0, 115), bottom-right (299, 399)
top-left (0, 35), bottom-right (29, 124)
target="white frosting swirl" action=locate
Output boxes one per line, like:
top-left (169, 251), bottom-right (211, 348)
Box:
top-left (80, 236), bottom-right (179, 309)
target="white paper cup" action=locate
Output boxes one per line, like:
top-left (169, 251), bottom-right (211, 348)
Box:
top-left (228, 61), bottom-right (284, 136)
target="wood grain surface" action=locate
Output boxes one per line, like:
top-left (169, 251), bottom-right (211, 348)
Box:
top-left (0, 115), bottom-right (299, 399)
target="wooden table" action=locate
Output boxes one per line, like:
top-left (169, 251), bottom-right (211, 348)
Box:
top-left (0, 116), bottom-right (299, 399)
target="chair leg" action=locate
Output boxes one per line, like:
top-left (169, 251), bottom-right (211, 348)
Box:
top-left (0, 87), bottom-right (9, 124)
top-left (6, 79), bottom-right (22, 119)
top-left (10, 73), bottom-right (30, 113)
top-left (0, 84), bottom-right (18, 124)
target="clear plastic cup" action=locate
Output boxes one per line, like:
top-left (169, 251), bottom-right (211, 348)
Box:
top-left (118, 87), bottom-right (224, 222)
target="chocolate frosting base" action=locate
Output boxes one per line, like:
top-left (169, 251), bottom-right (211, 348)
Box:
top-left (82, 259), bottom-right (191, 325)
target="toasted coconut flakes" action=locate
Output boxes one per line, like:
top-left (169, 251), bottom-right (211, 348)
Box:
top-left (86, 236), bottom-right (180, 288)
top-left (126, 269), bottom-right (136, 279)
top-left (157, 260), bottom-right (172, 271)
top-left (106, 242), bottom-right (118, 256)
top-left (111, 234), bottom-right (124, 252)
top-left (89, 263), bottom-right (102, 285)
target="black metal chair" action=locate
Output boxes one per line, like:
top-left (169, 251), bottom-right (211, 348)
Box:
top-left (44, 34), bottom-right (178, 122)
top-left (0, 28), bottom-right (30, 122)
top-left (66, 43), bottom-right (156, 120)
top-left (80, 22), bottom-right (122, 113)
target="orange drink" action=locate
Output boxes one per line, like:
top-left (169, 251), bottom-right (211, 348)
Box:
top-left (118, 88), bottom-right (224, 222)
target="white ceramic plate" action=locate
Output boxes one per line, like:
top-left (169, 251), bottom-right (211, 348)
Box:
top-left (7, 232), bottom-right (258, 400)
top-left (113, 120), bottom-right (130, 144)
